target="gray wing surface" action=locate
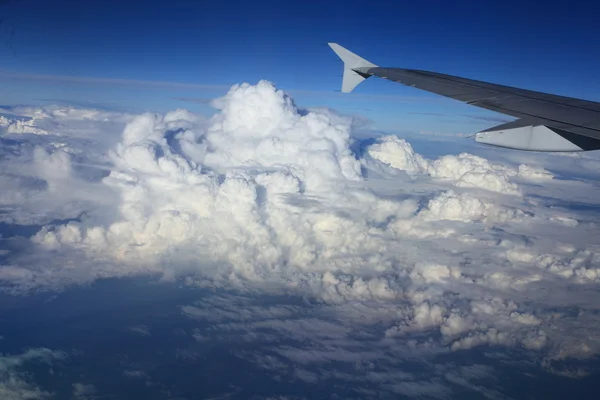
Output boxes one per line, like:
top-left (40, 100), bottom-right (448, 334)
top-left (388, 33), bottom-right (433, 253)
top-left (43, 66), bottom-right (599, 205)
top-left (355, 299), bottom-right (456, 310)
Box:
top-left (356, 66), bottom-right (600, 140)
top-left (328, 43), bottom-right (600, 151)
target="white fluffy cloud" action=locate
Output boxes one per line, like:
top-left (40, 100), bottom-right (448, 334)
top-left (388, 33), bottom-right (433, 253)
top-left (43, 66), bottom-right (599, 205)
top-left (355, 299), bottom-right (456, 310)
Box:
top-left (428, 152), bottom-right (519, 195)
top-left (27, 82), bottom-right (385, 282)
top-left (1, 81), bottom-right (600, 390)
top-left (419, 190), bottom-right (524, 223)
top-left (367, 135), bottom-right (521, 194)
top-left (367, 135), bottom-right (428, 174)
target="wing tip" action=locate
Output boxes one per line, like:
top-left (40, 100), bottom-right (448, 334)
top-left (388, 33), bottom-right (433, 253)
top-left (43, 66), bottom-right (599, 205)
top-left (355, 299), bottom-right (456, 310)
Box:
top-left (328, 43), bottom-right (376, 93)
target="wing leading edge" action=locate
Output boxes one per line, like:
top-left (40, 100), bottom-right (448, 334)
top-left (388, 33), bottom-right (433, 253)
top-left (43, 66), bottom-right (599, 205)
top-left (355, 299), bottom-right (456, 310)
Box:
top-left (328, 43), bottom-right (600, 151)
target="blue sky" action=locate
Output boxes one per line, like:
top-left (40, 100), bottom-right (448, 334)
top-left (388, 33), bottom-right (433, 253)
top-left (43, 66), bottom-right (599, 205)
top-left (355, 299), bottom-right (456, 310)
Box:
top-left (1, 0), bottom-right (599, 133)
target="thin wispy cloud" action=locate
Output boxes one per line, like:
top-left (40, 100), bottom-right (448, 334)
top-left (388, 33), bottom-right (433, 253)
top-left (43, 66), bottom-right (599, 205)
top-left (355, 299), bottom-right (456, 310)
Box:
top-left (409, 111), bottom-right (447, 117)
top-left (0, 70), bottom-right (450, 104)
top-left (172, 97), bottom-right (214, 104)
top-left (0, 71), bottom-right (229, 91)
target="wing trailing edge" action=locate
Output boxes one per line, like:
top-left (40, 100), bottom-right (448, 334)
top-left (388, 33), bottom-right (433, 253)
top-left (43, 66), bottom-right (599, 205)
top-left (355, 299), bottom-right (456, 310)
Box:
top-left (476, 119), bottom-right (600, 151)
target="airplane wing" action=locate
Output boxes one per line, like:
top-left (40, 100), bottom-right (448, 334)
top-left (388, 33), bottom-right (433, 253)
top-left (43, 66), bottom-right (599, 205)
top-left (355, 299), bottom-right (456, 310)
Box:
top-left (328, 43), bottom-right (600, 152)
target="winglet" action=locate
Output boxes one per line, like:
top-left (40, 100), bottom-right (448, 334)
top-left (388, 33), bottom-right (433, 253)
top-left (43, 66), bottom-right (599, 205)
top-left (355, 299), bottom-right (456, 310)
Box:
top-left (328, 43), bottom-right (377, 93)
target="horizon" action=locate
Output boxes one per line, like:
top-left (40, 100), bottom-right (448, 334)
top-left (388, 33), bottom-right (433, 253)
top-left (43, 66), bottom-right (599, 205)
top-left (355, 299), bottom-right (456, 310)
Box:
top-left (1, 0), bottom-right (599, 134)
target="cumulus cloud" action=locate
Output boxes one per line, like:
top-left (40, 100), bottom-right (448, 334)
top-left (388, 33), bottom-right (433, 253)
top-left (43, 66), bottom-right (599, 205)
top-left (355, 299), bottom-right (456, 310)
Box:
top-left (367, 135), bottom-right (428, 174)
top-left (1, 81), bottom-right (600, 392)
top-left (25, 82), bottom-right (379, 284)
top-left (367, 135), bottom-right (520, 194)
top-left (419, 190), bottom-right (525, 223)
top-left (428, 153), bottom-right (519, 195)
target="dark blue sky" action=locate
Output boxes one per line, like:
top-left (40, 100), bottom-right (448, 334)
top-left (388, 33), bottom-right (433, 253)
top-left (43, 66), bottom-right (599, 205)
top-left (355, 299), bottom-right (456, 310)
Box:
top-left (1, 0), bottom-right (599, 133)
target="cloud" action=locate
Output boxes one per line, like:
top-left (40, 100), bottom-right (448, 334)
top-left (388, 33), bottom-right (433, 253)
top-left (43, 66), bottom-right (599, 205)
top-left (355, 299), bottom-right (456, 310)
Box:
top-left (0, 70), bottom-right (447, 104)
top-left (172, 96), bottom-right (213, 104)
top-left (176, 292), bottom-right (531, 398)
top-left (409, 112), bottom-right (447, 117)
top-left (450, 328), bottom-right (516, 351)
top-left (123, 370), bottom-right (149, 380)
top-left (517, 164), bottom-right (554, 180)
top-left (72, 383), bottom-right (96, 400)
top-left (1, 116), bottom-right (49, 135)
top-left (1, 80), bottom-right (600, 392)
top-left (427, 153), bottom-right (519, 195)
top-left (32, 146), bottom-right (73, 190)
top-left (0, 348), bottom-right (67, 400)
top-left (419, 190), bottom-right (524, 223)
top-left (128, 325), bottom-right (151, 336)
top-left (366, 135), bottom-right (520, 194)
top-left (367, 135), bottom-right (428, 174)
top-left (0, 71), bottom-right (228, 91)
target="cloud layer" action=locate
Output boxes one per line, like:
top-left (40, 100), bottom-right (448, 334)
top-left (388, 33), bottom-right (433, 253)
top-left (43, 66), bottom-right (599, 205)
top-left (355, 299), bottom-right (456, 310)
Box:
top-left (1, 81), bottom-right (600, 396)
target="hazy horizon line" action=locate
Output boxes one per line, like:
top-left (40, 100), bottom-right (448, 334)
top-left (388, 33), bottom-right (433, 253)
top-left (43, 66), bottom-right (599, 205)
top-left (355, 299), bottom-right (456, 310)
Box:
top-left (0, 70), bottom-right (447, 104)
